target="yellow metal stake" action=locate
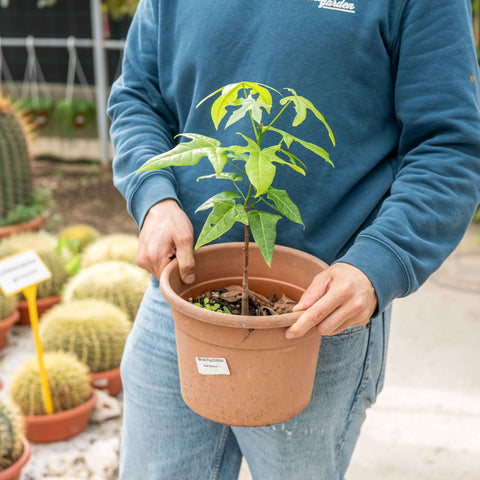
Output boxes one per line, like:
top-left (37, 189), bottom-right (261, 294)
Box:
top-left (23, 283), bottom-right (53, 415)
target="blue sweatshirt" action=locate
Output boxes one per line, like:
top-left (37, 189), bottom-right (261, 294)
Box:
top-left (108, 0), bottom-right (480, 314)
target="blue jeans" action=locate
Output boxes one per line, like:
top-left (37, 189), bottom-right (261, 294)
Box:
top-left (119, 283), bottom-right (390, 480)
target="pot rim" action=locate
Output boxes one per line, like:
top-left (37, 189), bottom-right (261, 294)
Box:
top-left (160, 242), bottom-right (326, 329)
top-left (24, 390), bottom-right (97, 425)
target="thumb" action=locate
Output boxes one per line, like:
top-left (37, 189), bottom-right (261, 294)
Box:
top-left (175, 242), bottom-right (195, 284)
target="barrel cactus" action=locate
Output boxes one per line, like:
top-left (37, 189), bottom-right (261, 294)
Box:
top-left (0, 398), bottom-right (24, 472)
top-left (81, 233), bottom-right (138, 267)
top-left (63, 261), bottom-right (149, 322)
top-left (0, 93), bottom-right (32, 221)
top-left (0, 290), bottom-right (17, 320)
top-left (0, 231), bottom-right (70, 298)
top-left (40, 299), bottom-right (131, 373)
top-left (57, 224), bottom-right (101, 253)
top-left (9, 351), bottom-right (93, 416)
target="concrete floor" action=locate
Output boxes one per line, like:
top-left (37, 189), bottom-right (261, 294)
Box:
top-left (239, 224), bottom-right (480, 479)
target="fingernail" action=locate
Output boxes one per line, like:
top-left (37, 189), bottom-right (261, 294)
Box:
top-left (285, 330), bottom-right (296, 339)
top-left (183, 273), bottom-right (195, 284)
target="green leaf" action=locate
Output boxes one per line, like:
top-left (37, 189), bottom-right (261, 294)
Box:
top-left (137, 134), bottom-right (228, 176)
top-left (235, 135), bottom-right (278, 196)
top-left (277, 149), bottom-right (306, 175)
top-left (195, 191), bottom-right (241, 213)
top-left (195, 202), bottom-right (248, 249)
top-left (269, 127), bottom-right (334, 167)
top-left (224, 95), bottom-right (271, 129)
top-left (248, 210), bottom-right (281, 267)
top-left (267, 187), bottom-right (303, 225)
top-left (196, 82), bottom-right (276, 130)
top-left (281, 88), bottom-right (335, 146)
top-left (196, 171), bottom-right (244, 182)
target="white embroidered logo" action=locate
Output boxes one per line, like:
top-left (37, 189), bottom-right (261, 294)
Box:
top-left (311, 0), bottom-right (356, 14)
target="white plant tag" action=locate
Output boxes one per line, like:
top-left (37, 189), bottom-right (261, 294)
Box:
top-left (195, 357), bottom-right (230, 375)
top-left (0, 250), bottom-right (51, 295)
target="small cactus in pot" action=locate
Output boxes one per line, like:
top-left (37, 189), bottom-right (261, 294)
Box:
top-left (81, 233), bottom-right (138, 267)
top-left (0, 232), bottom-right (70, 300)
top-left (57, 224), bottom-right (101, 253)
top-left (0, 292), bottom-right (19, 349)
top-left (0, 398), bottom-right (27, 473)
top-left (0, 292), bottom-right (17, 322)
top-left (40, 299), bottom-right (130, 374)
top-left (63, 261), bottom-right (149, 322)
top-left (0, 232), bottom-right (70, 324)
top-left (9, 352), bottom-right (93, 416)
top-left (8, 352), bottom-right (96, 442)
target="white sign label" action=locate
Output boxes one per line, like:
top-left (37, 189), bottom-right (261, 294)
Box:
top-left (195, 357), bottom-right (230, 376)
top-left (0, 250), bottom-right (52, 295)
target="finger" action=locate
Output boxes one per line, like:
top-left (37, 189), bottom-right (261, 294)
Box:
top-left (286, 289), bottom-right (340, 339)
top-left (137, 240), bottom-right (175, 280)
top-left (315, 307), bottom-right (361, 336)
top-left (292, 271), bottom-right (330, 312)
top-left (174, 233), bottom-right (195, 284)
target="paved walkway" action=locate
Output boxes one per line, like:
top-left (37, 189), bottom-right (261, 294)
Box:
top-left (240, 224), bottom-right (480, 479)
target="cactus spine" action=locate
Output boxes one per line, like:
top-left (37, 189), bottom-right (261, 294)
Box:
top-left (9, 352), bottom-right (93, 416)
top-left (40, 299), bottom-right (131, 373)
top-left (0, 398), bottom-right (24, 471)
top-left (0, 232), bottom-right (70, 298)
top-left (0, 94), bottom-right (32, 219)
top-left (81, 233), bottom-right (138, 267)
top-left (63, 261), bottom-right (149, 322)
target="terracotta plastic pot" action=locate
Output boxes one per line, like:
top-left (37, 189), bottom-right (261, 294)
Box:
top-left (24, 391), bottom-right (97, 443)
top-left (90, 367), bottom-right (122, 396)
top-left (160, 242), bottom-right (327, 427)
top-left (0, 437), bottom-right (30, 480)
top-left (0, 215), bottom-right (44, 240)
top-left (16, 296), bottom-right (61, 326)
top-left (0, 311), bottom-right (19, 348)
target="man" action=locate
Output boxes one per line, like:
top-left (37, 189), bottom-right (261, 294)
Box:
top-left (108, 0), bottom-right (480, 478)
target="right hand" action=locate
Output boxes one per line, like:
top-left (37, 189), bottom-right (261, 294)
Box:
top-left (136, 199), bottom-right (195, 283)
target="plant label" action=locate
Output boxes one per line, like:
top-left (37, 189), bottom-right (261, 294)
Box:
top-left (195, 357), bottom-right (230, 375)
top-left (0, 250), bottom-right (52, 296)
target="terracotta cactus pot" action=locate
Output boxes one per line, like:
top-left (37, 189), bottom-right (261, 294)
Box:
top-left (0, 437), bottom-right (30, 480)
top-left (0, 215), bottom-right (44, 240)
top-left (0, 310), bottom-right (19, 348)
top-left (16, 295), bottom-right (61, 326)
top-left (24, 391), bottom-right (97, 443)
top-left (160, 242), bottom-right (327, 427)
top-left (90, 367), bottom-right (122, 397)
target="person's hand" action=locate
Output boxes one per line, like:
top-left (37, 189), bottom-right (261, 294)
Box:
top-left (136, 199), bottom-right (195, 283)
top-left (286, 262), bottom-right (377, 338)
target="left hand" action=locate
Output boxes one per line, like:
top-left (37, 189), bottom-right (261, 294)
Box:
top-left (286, 262), bottom-right (378, 338)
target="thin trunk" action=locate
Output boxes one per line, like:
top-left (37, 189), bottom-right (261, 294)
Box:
top-left (241, 224), bottom-right (250, 315)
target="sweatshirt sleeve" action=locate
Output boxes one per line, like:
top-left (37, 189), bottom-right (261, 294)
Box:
top-left (337, 0), bottom-right (480, 313)
top-left (107, 0), bottom-right (178, 230)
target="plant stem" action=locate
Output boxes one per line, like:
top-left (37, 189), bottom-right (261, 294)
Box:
top-left (263, 100), bottom-right (292, 133)
top-left (242, 223), bottom-right (250, 316)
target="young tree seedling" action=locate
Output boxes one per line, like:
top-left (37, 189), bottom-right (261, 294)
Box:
top-left (138, 82), bottom-right (335, 315)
